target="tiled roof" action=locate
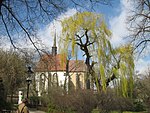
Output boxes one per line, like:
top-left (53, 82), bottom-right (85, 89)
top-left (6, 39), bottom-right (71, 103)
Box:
top-left (35, 54), bottom-right (86, 72)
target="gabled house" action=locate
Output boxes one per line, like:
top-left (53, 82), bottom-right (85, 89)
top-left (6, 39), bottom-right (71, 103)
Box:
top-left (35, 36), bottom-right (87, 96)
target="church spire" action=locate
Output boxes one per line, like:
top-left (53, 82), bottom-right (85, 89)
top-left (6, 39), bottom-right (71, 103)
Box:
top-left (52, 30), bottom-right (57, 56)
top-left (53, 31), bottom-right (56, 47)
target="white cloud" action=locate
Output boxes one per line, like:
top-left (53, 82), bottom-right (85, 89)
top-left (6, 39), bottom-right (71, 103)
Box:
top-left (109, 0), bottom-right (133, 47)
top-left (38, 8), bottom-right (77, 51)
top-left (109, 0), bottom-right (150, 74)
top-left (135, 58), bottom-right (150, 74)
top-left (0, 8), bottom-right (77, 54)
top-left (0, 36), bottom-right (12, 49)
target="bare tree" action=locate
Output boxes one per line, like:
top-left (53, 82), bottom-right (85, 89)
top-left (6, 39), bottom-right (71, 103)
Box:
top-left (0, 0), bottom-right (112, 53)
top-left (0, 0), bottom-right (66, 53)
top-left (128, 0), bottom-right (150, 54)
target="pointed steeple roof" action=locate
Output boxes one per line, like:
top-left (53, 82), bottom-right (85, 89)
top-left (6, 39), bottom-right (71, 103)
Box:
top-left (53, 30), bottom-right (56, 47)
top-left (52, 30), bottom-right (57, 56)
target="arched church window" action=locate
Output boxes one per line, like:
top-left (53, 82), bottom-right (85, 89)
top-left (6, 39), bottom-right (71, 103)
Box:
top-left (52, 73), bottom-right (58, 86)
top-left (76, 73), bottom-right (81, 89)
top-left (39, 73), bottom-right (46, 94)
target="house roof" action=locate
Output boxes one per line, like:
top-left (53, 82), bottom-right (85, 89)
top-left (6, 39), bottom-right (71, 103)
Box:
top-left (35, 54), bottom-right (86, 72)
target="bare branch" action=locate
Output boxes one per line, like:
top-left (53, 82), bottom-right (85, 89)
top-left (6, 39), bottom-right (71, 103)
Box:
top-left (128, 0), bottom-right (150, 54)
top-left (1, 13), bottom-right (17, 49)
top-left (135, 39), bottom-right (150, 50)
top-left (2, 3), bottom-right (41, 55)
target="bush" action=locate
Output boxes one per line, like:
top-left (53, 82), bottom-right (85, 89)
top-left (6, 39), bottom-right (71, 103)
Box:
top-left (69, 90), bottom-right (97, 113)
top-left (96, 90), bottom-right (134, 112)
top-left (0, 101), bottom-right (14, 111)
top-left (29, 96), bottom-right (40, 108)
top-left (133, 99), bottom-right (145, 112)
top-left (41, 88), bottom-right (135, 113)
top-left (45, 88), bottom-right (97, 113)
top-left (146, 97), bottom-right (150, 112)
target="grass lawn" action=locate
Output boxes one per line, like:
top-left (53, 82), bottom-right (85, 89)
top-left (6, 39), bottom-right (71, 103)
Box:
top-left (92, 109), bottom-right (148, 113)
top-left (111, 111), bottom-right (148, 113)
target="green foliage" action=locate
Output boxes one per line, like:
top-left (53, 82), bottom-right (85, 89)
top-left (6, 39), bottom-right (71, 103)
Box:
top-left (133, 70), bottom-right (150, 112)
top-left (113, 45), bottom-right (134, 97)
top-left (60, 11), bottom-right (135, 97)
top-left (0, 78), bottom-right (6, 111)
top-left (60, 12), bottom-right (111, 56)
top-left (100, 64), bottom-right (106, 91)
top-left (133, 100), bottom-right (145, 112)
top-left (0, 49), bottom-right (27, 102)
top-left (47, 101), bottom-right (75, 113)
top-left (29, 96), bottom-right (40, 108)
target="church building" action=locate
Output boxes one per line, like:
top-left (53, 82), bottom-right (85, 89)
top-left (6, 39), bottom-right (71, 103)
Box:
top-left (35, 35), bottom-right (87, 96)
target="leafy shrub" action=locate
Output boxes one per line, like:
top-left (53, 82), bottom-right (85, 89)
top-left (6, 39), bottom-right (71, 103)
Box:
top-left (29, 96), bottom-right (40, 108)
top-left (133, 99), bottom-right (145, 112)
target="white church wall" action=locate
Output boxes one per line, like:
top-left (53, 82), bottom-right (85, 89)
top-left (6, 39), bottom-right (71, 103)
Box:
top-left (35, 71), bottom-right (86, 96)
top-left (50, 71), bottom-right (66, 86)
top-left (35, 71), bottom-right (67, 96)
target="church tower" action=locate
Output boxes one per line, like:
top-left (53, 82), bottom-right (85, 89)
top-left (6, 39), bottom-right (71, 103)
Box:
top-left (52, 31), bottom-right (57, 56)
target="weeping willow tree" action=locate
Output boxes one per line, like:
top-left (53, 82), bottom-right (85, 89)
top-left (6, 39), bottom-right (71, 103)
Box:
top-left (59, 12), bottom-right (134, 97)
top-left (111, 44), bottom-right (134, 97)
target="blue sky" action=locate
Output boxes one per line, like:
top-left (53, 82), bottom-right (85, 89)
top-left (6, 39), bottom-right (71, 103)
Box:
top-left (14, 0), bottom-right (150, 73)
top-left (95, 0), bottom-right (121, 21)
top-left (38, 1), bottom-right (126, 47)
top-left (0, 0), bottom-right (150, 74)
